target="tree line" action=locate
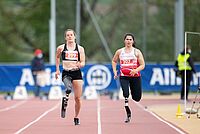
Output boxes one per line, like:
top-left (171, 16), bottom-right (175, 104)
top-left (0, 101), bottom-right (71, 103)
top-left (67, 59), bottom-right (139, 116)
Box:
top-left (0, 0), bottom-right (199, 63)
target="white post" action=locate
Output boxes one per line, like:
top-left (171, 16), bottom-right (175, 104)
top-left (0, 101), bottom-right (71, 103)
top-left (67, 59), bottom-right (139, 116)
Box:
top-left (76, 0), bottom-right (81, 45)
top-left (49, 0), bottom-right (56, 64)
top-left (175, 0), bottom-right (184, 58)
top-left (143, 0), bottom-right (147, 60)
top-left (184, 32), bottom-right (187, 111)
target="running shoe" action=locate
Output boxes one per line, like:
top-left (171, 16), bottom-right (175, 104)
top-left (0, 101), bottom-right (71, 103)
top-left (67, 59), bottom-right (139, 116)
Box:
top-left (74, 118), bottom-right (80, 125)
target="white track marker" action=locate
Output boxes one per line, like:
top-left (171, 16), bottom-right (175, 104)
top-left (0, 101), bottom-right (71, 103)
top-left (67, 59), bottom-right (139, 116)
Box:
top-left (13, 86), bottom-right (28, 100)
top-left (0, 100), bottom-right (27, 112)
top-left (97, 95), bottom-right (102, 134)
top-left (14, 103), bottom-right (59, 134)
top-left (48, 86), bottom-right (63, 100)
top-left (136, 102), bottom-right (186, 134)
top-left (83, 86), bottom-right (98, 100)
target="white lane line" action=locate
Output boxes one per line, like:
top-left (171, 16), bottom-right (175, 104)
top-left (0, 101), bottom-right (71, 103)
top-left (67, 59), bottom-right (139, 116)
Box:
top-left (136, 102), bottom-right (186, 134)
top-left (0, 100), bottom-right (27, 112)
top-left (14, 103), bottom-right (59, 134)
top-left (97, 95), bottom-right (102, 134)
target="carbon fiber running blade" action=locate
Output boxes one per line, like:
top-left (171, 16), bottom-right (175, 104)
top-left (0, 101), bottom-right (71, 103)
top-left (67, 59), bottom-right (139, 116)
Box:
top-left (61, 97), bottom-right (67, 118)
top-left (125, 106), bottom-right (131, 123)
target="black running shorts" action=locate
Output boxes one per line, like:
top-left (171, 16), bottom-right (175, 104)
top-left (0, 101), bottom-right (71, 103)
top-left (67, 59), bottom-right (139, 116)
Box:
top-left (62, 69), bottom-right (83, 81)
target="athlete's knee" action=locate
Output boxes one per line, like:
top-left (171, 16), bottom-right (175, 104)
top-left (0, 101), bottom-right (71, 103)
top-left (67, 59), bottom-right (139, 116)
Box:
top-left (66, 90), bottom-right (71, 95)
top-left (123, 91), bottom-right (129, 98)
top-left (123, 94), bottom-right (129, 99)
top-left (132, 96), bottom-right (141, 102)
top-left (124, 98), bottom-right (129, 106)
top-left (74, 96), bottom-right (81, 103)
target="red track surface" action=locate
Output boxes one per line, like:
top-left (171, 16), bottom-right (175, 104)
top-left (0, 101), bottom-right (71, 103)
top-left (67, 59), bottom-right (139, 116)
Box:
top-left (0, 95), bottom-right (187, 134)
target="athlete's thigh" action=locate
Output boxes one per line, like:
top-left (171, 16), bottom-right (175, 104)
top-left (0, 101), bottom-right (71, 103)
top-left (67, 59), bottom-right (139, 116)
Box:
top-left (120, 77), bottom-right (130, 98)
top-left (130, 77), bottom-right (142, 100)
top-left (72, 80), bottom-right (83, 98)
top-left (120, 78), bottom-right (129, 90)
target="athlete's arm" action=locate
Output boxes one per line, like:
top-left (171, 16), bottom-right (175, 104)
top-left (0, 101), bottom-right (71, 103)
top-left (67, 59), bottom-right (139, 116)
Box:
top-left (76, 46), bottom-right (85, 68)
top-left (130, 49), bottom-right (145, 76)
top-left (188, 57), bottom-right (196, 73)
top-left (136, 49), bottom-right (145, 72)
top-left (55, 45), bottom-right (63, 79)
top-left (112, 49), bottom-right (121, 79)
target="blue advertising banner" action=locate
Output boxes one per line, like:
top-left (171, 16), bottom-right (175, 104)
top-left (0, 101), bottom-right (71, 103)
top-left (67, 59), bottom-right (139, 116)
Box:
top-left (0, 64), bottom-right (199, 92)
top-left (142, 64), bottom-right (200, 92)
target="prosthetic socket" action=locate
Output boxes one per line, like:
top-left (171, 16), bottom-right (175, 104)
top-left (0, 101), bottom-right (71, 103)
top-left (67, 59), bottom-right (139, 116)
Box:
top-left (62, 76), bottom-right (72, 96)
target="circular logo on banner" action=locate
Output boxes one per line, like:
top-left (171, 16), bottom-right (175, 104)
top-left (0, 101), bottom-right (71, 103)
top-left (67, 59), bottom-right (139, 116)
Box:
top-left (87, 65), bottom-right (112, 90)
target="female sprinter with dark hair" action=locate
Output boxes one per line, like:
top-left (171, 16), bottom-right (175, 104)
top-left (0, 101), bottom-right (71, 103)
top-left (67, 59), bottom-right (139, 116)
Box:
top-left (112, 33), bottom-right (145, 123)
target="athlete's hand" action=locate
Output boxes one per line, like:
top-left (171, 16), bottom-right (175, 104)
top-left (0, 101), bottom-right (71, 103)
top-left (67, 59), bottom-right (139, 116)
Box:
top-left (114, 71), bottom-right (118, 79)
top-left (130, 69), bottom-right (138, 76)
top-left (76, 61), bottom-right (81, 68)
top-left (55, 70), bottom-right (60, 79)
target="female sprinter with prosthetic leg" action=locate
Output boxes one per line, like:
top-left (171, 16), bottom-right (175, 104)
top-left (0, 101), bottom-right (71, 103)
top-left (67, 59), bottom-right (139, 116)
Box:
top-left (55, 29), bottom-right (85, 125)
top-left (112, 33), bottom-right (145, 123)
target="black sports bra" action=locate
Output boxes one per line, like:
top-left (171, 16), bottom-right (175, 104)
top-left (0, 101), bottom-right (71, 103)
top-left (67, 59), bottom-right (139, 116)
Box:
top-left (61, 44), bottom-right (80, 61)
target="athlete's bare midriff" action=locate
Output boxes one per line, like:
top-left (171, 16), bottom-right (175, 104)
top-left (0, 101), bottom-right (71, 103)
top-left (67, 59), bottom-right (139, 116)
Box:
top-left (62, 61), bottom-right (79, 70)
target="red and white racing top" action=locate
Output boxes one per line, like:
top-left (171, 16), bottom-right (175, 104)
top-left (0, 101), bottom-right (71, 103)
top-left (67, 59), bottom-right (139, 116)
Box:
top-left (119, 48), bottom-right (140, 77)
